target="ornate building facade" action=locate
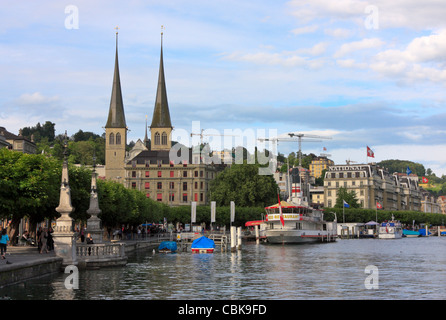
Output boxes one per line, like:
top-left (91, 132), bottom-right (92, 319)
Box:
top-left (324, 163), bottom-right (422, 211)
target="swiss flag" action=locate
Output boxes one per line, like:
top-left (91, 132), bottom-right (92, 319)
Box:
top-left (367, 146), bottom-right (374, 158)
top-left (376, 202), bottom-right (383, 209)
top-left (422, 177), bottom-right (429, 183)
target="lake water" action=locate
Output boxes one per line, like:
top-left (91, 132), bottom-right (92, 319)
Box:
top-left (4, 236), bottom-right (446, 301)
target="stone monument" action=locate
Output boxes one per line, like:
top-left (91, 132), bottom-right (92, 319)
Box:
top-left (53, 132), bottom-right (77, 267)
top-left (86, 152), bottom-right (103, 243)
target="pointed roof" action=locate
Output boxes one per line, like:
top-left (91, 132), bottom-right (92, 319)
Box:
top-left (150, 30), bottom-right (172, 129)
top-left (105, 30), bottom-right (126, 129)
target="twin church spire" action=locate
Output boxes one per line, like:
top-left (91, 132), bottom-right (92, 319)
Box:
top-left (105, 27), bottom-right (172, 181)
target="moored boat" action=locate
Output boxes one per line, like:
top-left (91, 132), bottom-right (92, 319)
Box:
top-left (403, 229), bottom-right (420, 238)
top-left (191, 236), bottom-right (215, 253)
top-left (378, 221), bottom-right (403, 239)
top-left (158, 241), bottom-right (177, 253)
top-left (263, 183), bottom-right (337, 244)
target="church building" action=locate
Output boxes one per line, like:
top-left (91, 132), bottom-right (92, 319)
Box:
top-left (105, 28), bottom-right (217, 206)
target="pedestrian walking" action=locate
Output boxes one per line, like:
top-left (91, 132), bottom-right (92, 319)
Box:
top-left (37, 227), bottom-right (42, 252)
top-left (39, 228), bottom-right (49, 254)
top-left (47, 227), bottom-right (54, 251)
top-left (0, 228), bottom-right (9, 259)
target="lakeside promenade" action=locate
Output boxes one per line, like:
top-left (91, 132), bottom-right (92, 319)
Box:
top-left (0, 237), bottom-right (163, 288)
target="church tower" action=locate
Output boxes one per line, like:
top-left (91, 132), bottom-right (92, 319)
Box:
top-left (150, 27), bottom-right (173, 151)
top-left (105, 28), bottom-right (127, 182)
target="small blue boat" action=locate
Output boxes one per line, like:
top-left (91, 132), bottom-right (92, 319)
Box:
top-left (191, 236), bottom-right (215, 253)
top-left (158, 241), bottom-right (177, 253)
top-left (403, 229), bottom-right (420, 237)
top-left (418, 229), bottom-right (432, 237)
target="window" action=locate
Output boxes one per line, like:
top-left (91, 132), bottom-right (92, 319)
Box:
top-left (162, 132), bottom-right (167, 145)
top-left (169, 182), bottom-right (175, 189)
top-left (200, 193), bottom-right (204, 202)
top-left (131, 182), bottom-right (136, 189)
top-left (116, 132), bottom-right (121, 145)
top-left (183, 171), bottom-right (187, 178)
top-left (109, 133), bottom-right (114, 145)
top-left (194, 193), bottom-right (198, 201)
top-left (145, 160), bottom-right (150, 168)
top-left (195, 182), bottom-right (198, 189)
top-left (132, 171), bottom-right (136, 178)
top-left (145, 171), bottom-right (150, 177)
top-left (200, 181), bottom-right (203, 189)
top-left (154, 132), bottom-right (160, 145)
top-left (195, 171), bottom-right (198, 177)
top-left (169, 193), bottom-right (175, 202)
top-left (158, 171), bottom-right (162, 177)
top-left (145, 182), bottom-right (150, 189)
top-left (183, 193), bottom-right (188, 202)
top-left (170, 171), bottom-right (174, 178)
top-left (157, 182), bottom-right (162, 189)
top-left (183, 182), bottom-right (187, 191)
top-left (157, 193), bottom-right (162, 202)
top-left (146, 193), bottom-right (150, 198)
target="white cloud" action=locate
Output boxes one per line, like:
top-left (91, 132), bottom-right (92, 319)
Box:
top-left (15, 92), bottom-right (59, 105)
top-left (334, 38), bottom-right (385, 58)
top-left (370, 30), bottom-right (446, 83)
top-left (291, 25), bottom-right (318, 35)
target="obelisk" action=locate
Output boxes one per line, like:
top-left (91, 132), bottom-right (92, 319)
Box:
top-left (86, 152), bottom-right (103, 243)
top-left (53, 132), bottom-right (77, 267)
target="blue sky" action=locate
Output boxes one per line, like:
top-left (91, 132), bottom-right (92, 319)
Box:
top-left (1, 0), bottom-right (446, 175)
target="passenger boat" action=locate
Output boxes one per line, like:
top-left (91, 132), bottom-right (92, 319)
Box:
top-left (263, 184), bottom-right (337, 244)
top-left (378, 221), bottom-right (403, 239)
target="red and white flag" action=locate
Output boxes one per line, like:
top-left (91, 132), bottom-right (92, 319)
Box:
top-left (376, 202), bottom-right (383, 209)
top-left (278, 194), bottom-right (284, 227)
top-left (367, 146), bottom-right (374, 158)
top-left (422, 176), bottom-right (429, 183)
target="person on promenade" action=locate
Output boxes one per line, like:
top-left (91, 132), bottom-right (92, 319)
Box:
top-left (86, 233), bottom-right (93, 255)
top-left (86, 233), bottom-right (93, 244)
top-left (37, 227), bottom-right (42, 252)
top-left (47, 227), bottom-right (54, 251)
top-left (0, 228), bottom-right (10, 259)
top-left (39, 228), bottom-right (49, 254)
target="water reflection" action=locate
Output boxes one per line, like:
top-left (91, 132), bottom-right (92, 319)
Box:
top-left (3, 237), bottom-right (446, 300)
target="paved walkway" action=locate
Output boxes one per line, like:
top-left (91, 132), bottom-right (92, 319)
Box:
top-left (0, 245), bottom-right (57, 270)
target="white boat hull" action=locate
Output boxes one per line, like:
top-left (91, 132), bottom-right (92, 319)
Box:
top-left (378, 222), bottom-right (403, 239)
top-left (265, 229), bottom-right (334, 244)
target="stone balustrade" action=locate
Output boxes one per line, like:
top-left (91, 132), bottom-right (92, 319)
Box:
top-left (76, 242), bottom-right (127, 269)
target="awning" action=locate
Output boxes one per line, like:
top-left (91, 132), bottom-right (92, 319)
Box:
top-left (245, 220), bottom-right (265, 227)
top-left (265, 201), bottom-right (301, 209)
top-left (365, 221), bottom-right (379, 226)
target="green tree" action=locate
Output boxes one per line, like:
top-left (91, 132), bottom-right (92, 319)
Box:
top-left (0, 149), bottom-right (61, 240)
top-left (334, 187), bottom-right (360, 208)
top-left (209, 164), bottom-right (278, 207)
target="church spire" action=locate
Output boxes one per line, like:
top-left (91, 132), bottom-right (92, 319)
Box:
top-left (150, 25), bottom-right (172, 129)
top-left (105, 27), bottom-right (126, 129)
